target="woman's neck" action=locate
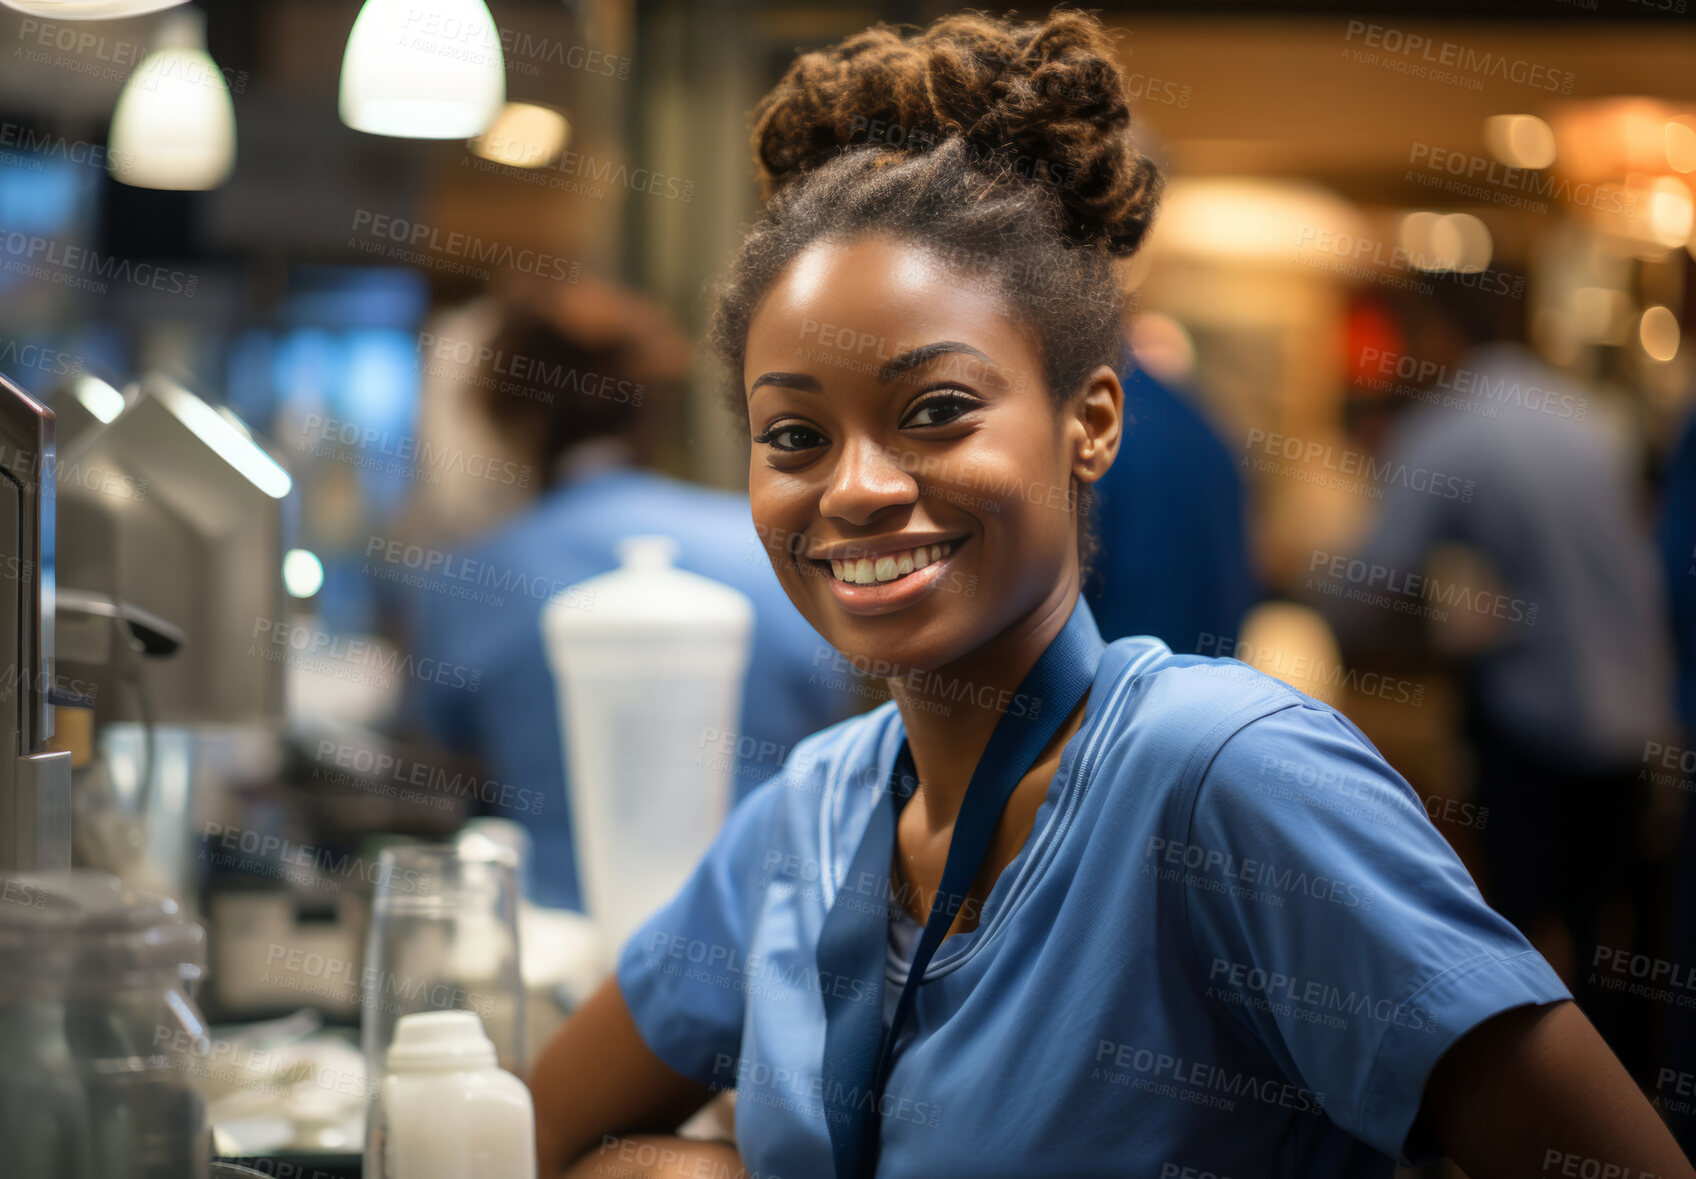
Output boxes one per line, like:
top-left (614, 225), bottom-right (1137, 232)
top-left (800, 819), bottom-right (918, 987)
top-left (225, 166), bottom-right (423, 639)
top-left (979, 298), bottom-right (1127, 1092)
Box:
top-left (885, 577), bottom-right (1082, 834)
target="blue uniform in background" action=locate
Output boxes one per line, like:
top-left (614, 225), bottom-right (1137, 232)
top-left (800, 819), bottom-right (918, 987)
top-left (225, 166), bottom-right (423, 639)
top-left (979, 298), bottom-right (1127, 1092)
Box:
top-left (1657, 412), bottom-right (1696, 1153)
top-left (1661, 413), bottom-right (1696, 737)
top-left (1084, 365), bottom-right (1257, 652)
top-left (403, 466), bottom-right (861, 910)
top-left (618, 606), bottom-right (1568, 1176)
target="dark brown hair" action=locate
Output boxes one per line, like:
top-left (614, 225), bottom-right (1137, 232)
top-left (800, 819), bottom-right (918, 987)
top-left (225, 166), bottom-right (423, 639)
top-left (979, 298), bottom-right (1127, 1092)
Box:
top-left (710, 8), bottom-right (1164, 572)
top-left (474, 275), bottom-right (692, 485)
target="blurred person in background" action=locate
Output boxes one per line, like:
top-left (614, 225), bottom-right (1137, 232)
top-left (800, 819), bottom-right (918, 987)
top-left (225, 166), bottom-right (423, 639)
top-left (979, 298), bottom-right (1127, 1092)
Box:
top-left (1659, 408), bottom-right (1696, 1150)
top-left (1083, 340), bottom-right (1258, 651)
top-left (1659, 409), bottom-right (1696, 786)
top-left (397, 274), bottom-right (861, 911)
top-left (1317, 272), bottom-right (1677, 1078)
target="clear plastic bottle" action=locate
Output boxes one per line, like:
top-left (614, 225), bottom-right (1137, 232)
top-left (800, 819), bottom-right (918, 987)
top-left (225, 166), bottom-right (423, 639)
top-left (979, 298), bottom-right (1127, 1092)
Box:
top-left (364, 1009), bottom-right (536, 1179)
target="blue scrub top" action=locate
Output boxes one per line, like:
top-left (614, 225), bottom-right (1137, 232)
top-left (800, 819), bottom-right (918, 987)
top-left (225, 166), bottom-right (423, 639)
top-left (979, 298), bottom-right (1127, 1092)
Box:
top-left (618, 611), bottom-right (1569, 1175)
top-left (402, 467), bottom-right (862, 910)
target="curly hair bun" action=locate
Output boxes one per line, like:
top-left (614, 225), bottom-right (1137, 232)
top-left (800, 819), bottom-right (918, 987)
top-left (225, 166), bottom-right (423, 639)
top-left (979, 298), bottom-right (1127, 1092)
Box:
top-left (751, 9), bottom-right (1161, 256)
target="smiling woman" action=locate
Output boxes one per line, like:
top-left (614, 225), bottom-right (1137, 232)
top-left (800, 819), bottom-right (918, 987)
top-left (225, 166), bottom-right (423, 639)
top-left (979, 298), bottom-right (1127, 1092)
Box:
top-left (713, 15), bottom-right (1159, 603)
top-left (527, 10), bottom-right (1696, 1179)
top-left (740, 235), bottom-right (1113, 667)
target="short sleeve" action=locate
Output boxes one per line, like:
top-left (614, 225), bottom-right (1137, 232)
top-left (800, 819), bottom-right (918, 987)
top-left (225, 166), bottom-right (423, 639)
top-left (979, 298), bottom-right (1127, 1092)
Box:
top-left (1181, 701), bottom-right (1570, 1160)
top-left (615, 772), bottom-right (784, 1089)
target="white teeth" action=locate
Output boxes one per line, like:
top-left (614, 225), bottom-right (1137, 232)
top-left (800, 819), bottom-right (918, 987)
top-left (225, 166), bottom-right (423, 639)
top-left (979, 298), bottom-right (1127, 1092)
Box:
top-left (826, 541), bottom-right (958, 585)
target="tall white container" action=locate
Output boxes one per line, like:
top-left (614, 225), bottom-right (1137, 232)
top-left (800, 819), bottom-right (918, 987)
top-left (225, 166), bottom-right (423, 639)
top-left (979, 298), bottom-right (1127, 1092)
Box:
top-left (365, 1010), bottom-right (535, 1179)
top-left (542, 536), bottom-right (754, 955)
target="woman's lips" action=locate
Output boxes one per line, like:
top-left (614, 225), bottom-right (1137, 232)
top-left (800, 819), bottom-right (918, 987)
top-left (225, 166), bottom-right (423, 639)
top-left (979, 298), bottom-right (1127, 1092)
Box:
top-left (808, 539), bottom-right (963, 616)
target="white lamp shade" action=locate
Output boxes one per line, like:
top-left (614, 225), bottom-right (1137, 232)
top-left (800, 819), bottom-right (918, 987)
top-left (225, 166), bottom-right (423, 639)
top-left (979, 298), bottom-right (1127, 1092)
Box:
top-left (107, 11), bottom-right (235, 191)
top-left (339, 0), bottom-right (505, 139)
top-left (0, 0), bottom-right (187, 17)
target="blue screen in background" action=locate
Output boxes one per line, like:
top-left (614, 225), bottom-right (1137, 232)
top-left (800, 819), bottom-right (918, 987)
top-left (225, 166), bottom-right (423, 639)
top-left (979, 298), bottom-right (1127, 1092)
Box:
top-left (223, 266), bottom-right (429, 633)
top-left (0, 155), bottom-right (98, 297)
top-left (0, 155), bottom-right (89, 236)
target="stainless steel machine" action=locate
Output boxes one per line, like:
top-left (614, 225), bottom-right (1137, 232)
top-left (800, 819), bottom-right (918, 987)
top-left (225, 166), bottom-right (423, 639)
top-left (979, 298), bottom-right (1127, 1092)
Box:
top-left (49, 371), bottom-right (291, 903)
top-left (0, 372), bottom-right (73, 870)
top-left (55, 372), bottom-right (289, 728)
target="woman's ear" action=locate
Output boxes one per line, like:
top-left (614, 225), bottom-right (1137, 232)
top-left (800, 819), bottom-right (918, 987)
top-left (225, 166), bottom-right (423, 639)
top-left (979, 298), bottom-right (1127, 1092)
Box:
top-left (1070, 365), bottom-right (1124, 486)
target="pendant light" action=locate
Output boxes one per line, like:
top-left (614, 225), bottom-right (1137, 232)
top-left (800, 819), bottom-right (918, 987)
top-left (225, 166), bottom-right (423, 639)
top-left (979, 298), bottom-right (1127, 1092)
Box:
top-left (339, 0), bottom-right (505, 139)
top-left (107, 6), bottom-right (236, 191)
top-left (0, 0), bottom-right (186, 16)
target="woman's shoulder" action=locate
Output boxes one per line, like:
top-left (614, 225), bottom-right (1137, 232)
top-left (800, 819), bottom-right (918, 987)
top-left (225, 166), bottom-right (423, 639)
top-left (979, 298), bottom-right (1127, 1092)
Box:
top-left (1093, 635), bottom-right (1317, 739)
top-left (1086, 635), bottom-right (1413, 829)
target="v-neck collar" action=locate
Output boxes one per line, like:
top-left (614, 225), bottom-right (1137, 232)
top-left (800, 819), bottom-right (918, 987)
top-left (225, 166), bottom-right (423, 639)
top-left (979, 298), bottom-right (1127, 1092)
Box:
top-left (818, 672), bottom-right (1117, 983)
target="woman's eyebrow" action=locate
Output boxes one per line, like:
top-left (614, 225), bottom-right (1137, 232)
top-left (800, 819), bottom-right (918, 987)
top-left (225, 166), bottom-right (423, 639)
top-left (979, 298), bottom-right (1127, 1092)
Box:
top-left (879, 341), bottom-right (997, 384)
top-left (749, 371), bottom-right (823, 396)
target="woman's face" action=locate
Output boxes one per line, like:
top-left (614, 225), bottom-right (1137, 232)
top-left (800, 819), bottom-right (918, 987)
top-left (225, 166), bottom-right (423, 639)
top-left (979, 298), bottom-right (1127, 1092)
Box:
top-left (743, 234), bottom-right (1120, 675)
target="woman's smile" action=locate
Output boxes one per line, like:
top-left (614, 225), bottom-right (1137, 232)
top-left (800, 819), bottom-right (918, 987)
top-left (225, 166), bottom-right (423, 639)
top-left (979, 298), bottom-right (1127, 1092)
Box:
top-left (808, 536), bottom-right (965, 615)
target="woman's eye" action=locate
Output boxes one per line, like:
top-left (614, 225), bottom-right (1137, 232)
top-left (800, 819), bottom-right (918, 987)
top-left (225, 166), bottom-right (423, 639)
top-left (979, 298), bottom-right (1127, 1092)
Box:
top-left (753, 423), bottom-right (826, 452)
top-left (903, 392), bottom-right (979, 429)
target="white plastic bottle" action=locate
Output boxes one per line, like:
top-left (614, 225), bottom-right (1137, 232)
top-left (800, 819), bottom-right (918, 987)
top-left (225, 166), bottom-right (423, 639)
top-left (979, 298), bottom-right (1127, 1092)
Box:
top-left (365, 1010), bottom-right (537, 1179)
top-left (541, 534), bottom-right (755, 954)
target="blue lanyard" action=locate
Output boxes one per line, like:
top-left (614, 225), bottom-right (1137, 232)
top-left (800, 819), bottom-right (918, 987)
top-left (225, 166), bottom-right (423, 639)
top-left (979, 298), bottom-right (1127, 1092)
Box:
top-left (813, 596), bottom-right (1106, 1178)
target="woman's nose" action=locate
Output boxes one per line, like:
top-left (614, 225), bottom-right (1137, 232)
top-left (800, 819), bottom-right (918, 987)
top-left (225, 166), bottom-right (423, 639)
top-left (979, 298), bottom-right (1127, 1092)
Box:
top-left (818, 436), bottom-right (918, 526)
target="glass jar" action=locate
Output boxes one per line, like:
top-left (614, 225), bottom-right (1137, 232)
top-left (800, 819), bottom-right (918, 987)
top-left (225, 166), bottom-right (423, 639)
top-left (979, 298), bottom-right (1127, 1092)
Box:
top-left (359, 841), bottom-right (524, 1087)
top-left (0, 869), bottom-right (212, 1179)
